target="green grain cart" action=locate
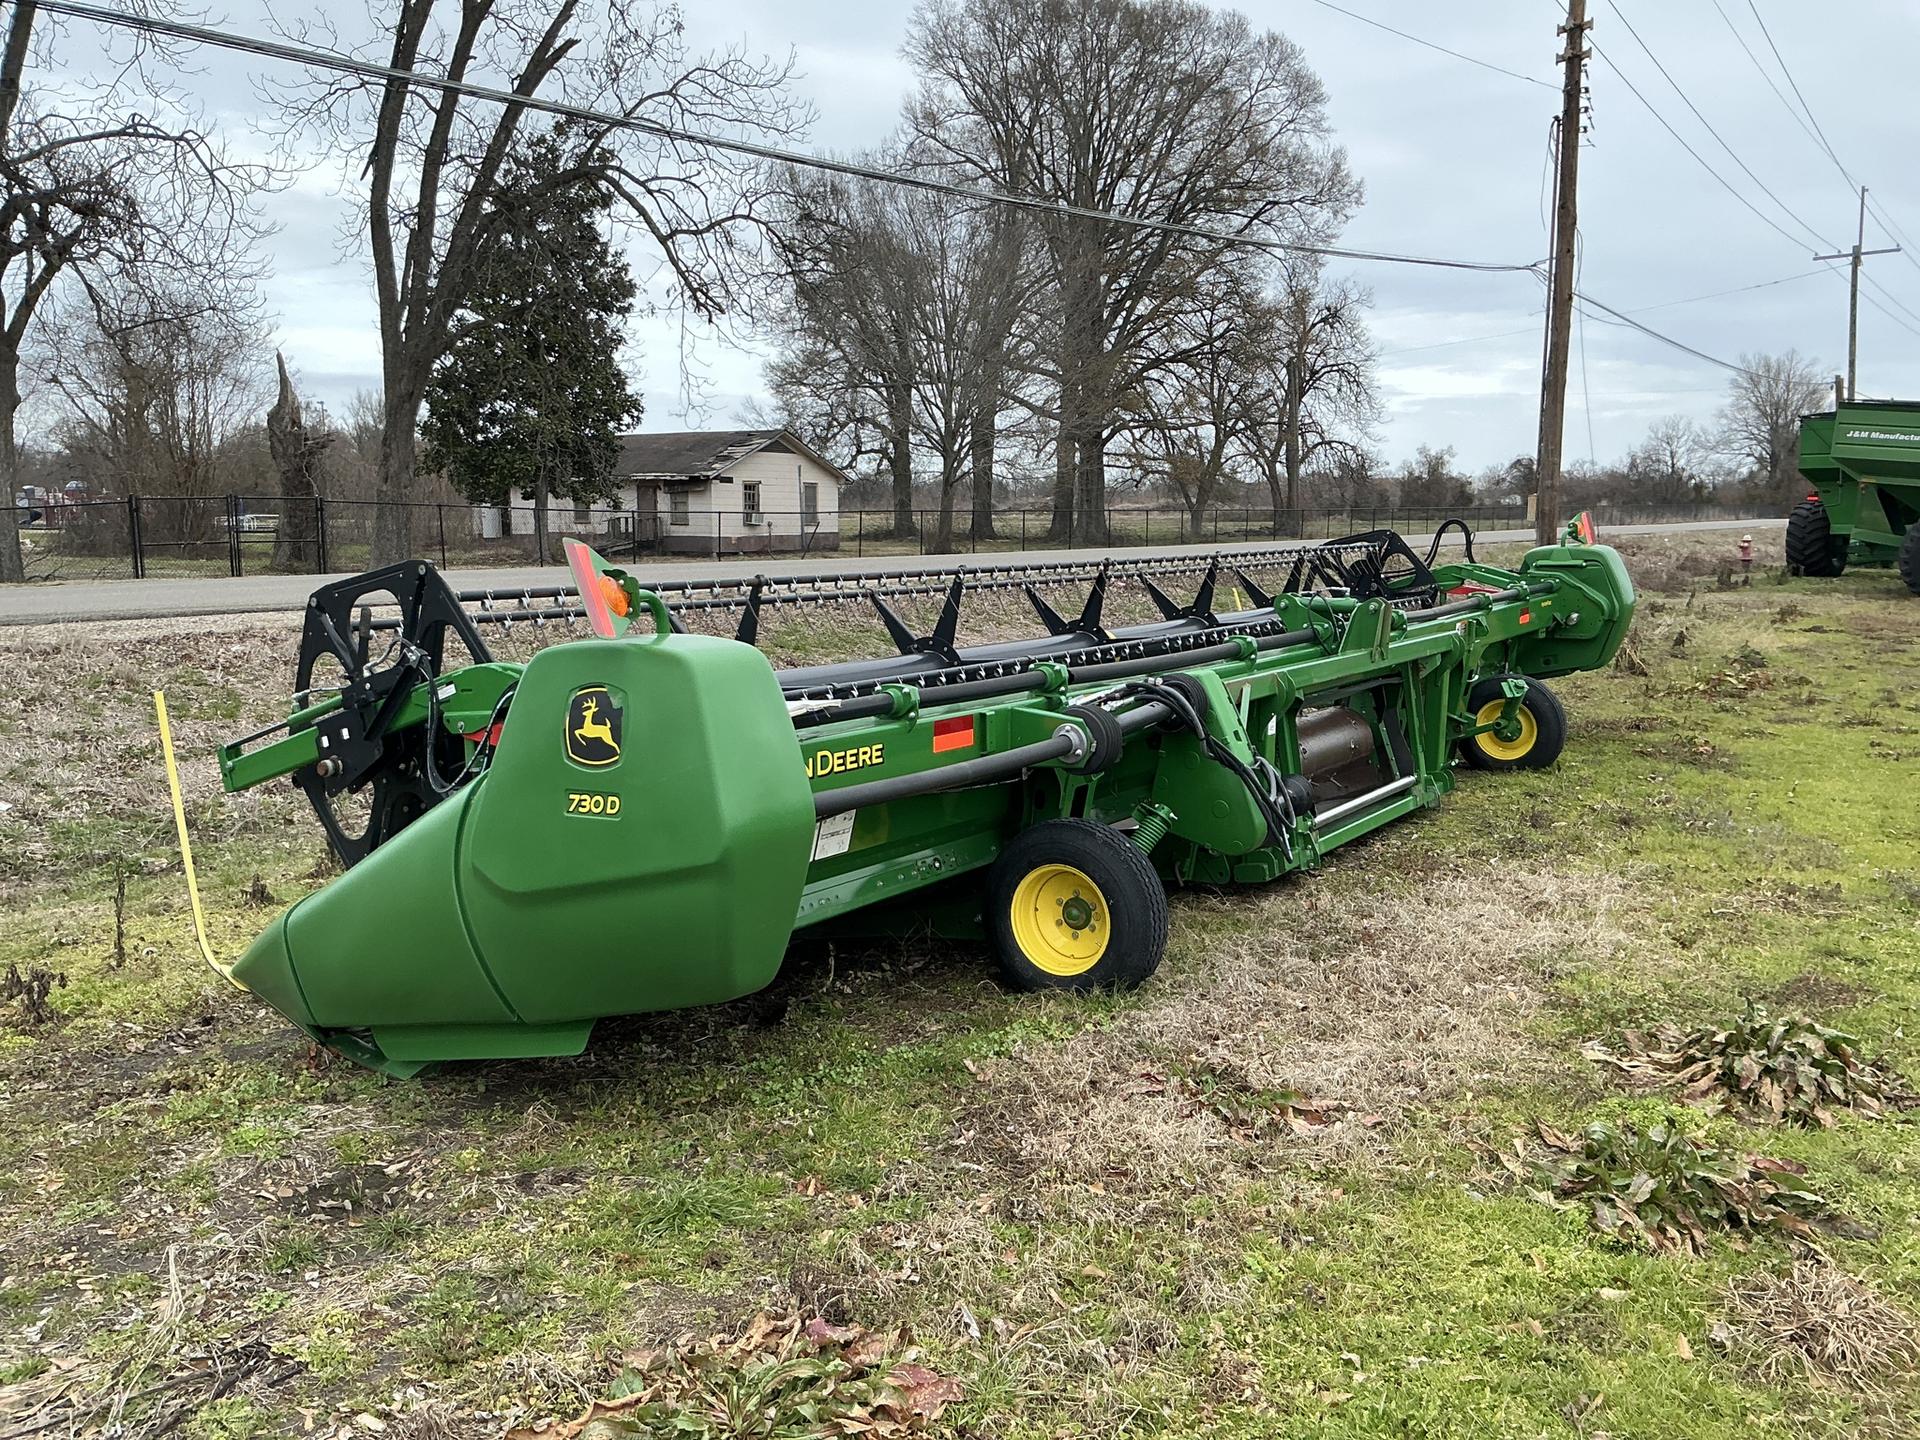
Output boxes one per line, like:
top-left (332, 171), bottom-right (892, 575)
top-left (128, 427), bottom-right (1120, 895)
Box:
top-left (1789, 399), bottom-right (1920, 592)
top-left (207, 523), bottom-right (1634, 1076)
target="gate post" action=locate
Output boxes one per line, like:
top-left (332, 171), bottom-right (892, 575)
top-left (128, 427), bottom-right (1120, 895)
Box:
top-left (227, 494), bottom-right (243, 576)
top-left (128, 496), bottom-right (144, 578)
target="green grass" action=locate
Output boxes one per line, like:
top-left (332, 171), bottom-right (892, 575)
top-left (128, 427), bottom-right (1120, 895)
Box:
top-left (1, 538), bottom-right (1916, 1436)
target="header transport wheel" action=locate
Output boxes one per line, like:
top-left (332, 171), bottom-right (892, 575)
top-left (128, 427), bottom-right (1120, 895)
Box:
top-left (989, 819), bottom-right (1168, 993)
top-left (1460, 675), bottom-right (1567, 771)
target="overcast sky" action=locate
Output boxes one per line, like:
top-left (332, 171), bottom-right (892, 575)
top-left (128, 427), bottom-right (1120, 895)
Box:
top-left (62, 0), bottom-right (1920, 472)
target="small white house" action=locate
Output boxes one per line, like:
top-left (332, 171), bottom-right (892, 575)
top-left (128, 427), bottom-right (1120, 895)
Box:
top-left (478, 429), bottom-right (845, 554)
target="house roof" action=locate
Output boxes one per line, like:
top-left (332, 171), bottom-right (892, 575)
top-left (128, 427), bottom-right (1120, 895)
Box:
top-left (614, 429), bottom-right (847, 483)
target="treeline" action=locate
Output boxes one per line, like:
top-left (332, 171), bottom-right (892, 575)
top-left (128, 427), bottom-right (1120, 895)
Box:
top-left (0, 0), bottom-right (1834, 582)
top-left (753, 0), bottom-right (1373, 550)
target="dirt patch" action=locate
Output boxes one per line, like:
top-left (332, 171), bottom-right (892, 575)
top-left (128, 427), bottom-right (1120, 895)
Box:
top-left (1774, 971), bottom-right (1877, 1011)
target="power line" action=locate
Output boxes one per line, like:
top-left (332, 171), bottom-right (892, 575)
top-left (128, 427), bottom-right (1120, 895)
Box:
top-left (1604, 1), bottom-right (1833, 252)
top-left (1304, 0), bottom-right (1554, 90)
top-left (1632, 267), bottom-right (1825, 312)
top-left (27, 0), bottom-right (1544, 276)
top-left (1575, 231), bottom-right (1595, 461)
top-left (1377, 269), bottom-right (1824, 359)
top-left (1581, 11), bottom-right (1920, 347)
top-left (1742, 1), bottom-right (1855, 188)
top-left (1713, 0), bottom-right (1920, 292)
top-left (1572, 290), bottom-right (1759, 377)
top-left (1709, 0), bottom-right (1848, 193)
top-left (1583, 31), bottom-right (1811, 255)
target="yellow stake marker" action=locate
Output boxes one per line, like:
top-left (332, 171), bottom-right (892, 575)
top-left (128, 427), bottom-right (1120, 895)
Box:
top-left (153, 690), bottom-right (242, 989)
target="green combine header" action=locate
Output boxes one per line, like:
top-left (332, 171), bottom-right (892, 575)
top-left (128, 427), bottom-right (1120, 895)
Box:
top-left (210, 521), bottom-right (1635, 1076)
top-left (1790, 398), bottom-right (1920, 592)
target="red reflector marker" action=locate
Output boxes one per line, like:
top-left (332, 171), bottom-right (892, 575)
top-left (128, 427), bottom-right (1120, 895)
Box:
top-left (1518, 610), bottom-right (1532, 625)
top-left (932, 715), bottom-right (976, 753)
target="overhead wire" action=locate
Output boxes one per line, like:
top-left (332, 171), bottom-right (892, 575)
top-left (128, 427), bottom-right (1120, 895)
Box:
top-left (29, 0), bottom-right (1808, 389)
top-left (1584, 6), bottom-right (1920, 349)
top-left (23, 0), bottom-right (1543, 276)
top-left (1582, 28), bottom-right (1814, 255)
top-left (1742, 0), bottom-right (1854, 188)
top-left (1604, 0), bottom-right (1832, 252)
top-left (1303, 0), bottom-right (1554, 90)
top-left (1572, 291), bottom-right (1758, 377)
top-left (1714, 1), bottom-right (1920, 292)
top-left (1720, 0), bottom-right (1920, 299)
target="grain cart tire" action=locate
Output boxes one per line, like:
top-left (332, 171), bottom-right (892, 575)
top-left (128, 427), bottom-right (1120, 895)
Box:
top-left (989, 820), bottom-right (1168, 993)
top-left (1785, 499), bottom-right (1846, 577)
top-left (1899, 526), bottom-right (1920, 596)
top-left (1460, 676), bottom-right (1567, 771)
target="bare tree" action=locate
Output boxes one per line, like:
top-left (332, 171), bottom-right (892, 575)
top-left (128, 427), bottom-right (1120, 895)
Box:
top-left (1394, 444), bottom-right (1472, 511)
top-left (1121, 264), bottom-right (1263, 535)
top-left (39, 268), bottom-right (271, 501)
top-left (1717, 349), bottom-right (1829, 499)
top-left (1234, 262), bottom-right (1376, 533)
top-left (0, 1), bottom-right (267, 580)
top-left (1624, 414), bottom-right (1709, 505)
top-left (906, 0), bottom-right (1357, 542)
top-left (766, 167), bottom-right (926, 538)
top-left (268, 1), bottom-right (808, 567)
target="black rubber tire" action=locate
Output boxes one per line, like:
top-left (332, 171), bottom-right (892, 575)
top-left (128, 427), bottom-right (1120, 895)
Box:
top-left (1785, 498), bottom-right (1846, 577)
top-left (987, 819), bottom-right (1168, 994)
top-left (1899, 526), bottom-right (1920, 597)
top-left (1459, 675), bottom-right (1568, 771)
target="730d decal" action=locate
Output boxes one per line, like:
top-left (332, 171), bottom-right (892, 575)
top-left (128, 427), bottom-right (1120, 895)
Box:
top-left (565, 791), bottom-right (622, 816)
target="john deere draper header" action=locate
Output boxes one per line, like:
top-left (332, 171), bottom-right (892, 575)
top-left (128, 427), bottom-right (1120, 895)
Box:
top-left (211, 521), bottom-right (1634, 1075)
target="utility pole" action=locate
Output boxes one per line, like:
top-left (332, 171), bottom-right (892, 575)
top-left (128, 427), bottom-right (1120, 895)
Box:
top-left (1535, 0), bottom-right (1589, 547)
top-left (1812, 186), bottom-right (1898, 401)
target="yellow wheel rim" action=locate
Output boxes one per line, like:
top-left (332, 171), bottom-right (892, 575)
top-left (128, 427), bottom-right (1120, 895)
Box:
top-left (1009, 863), bottom-right (1110, 976)
top-left (1473, 698), bottom-right (1538, 762)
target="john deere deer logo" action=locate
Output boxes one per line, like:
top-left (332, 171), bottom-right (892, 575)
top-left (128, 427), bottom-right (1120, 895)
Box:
top-left (564, 686), bottom-right (622, 767)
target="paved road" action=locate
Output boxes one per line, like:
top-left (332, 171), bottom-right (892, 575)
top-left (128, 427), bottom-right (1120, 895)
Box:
top-left (0, 517), bottom-right (1782, 626)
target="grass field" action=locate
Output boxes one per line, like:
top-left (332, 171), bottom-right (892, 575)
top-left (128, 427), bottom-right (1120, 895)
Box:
top-left (2, 529), bottom-right (1917, 1439)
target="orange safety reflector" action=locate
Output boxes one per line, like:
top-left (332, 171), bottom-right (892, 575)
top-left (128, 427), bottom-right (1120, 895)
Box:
top-left (599, 574), bottom-right (631, 618)
top-left (1518, 610), bottom-right (1532, 625)
top-left (932, 715), bottom-right (976, 753)
top-left (1806, 493), bottom-right (1821, 502)
top-left (565, 537), bottom-right (618, 638)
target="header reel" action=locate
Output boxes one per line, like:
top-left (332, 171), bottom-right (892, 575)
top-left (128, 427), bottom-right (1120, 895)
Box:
top-left (290, 561), bottom-right (493, 866)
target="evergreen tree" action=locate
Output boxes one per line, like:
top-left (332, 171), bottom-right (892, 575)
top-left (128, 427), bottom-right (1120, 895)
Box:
top-left (423, 130), bottom-right (642, 561)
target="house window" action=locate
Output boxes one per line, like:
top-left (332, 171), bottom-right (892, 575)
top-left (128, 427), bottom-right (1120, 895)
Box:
top-left (573, 499), bottom-right (591, 526)
top-left (802, 480), bottom-right (819, 524)
top-left (670, 490), bottom-right (690, 525)
top-left (742, 480), bottom-right (761, 521)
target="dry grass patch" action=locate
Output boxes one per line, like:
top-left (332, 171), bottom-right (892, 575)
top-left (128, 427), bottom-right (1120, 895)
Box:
top-left (967, 864), bottom-right (1632, 1195)
top-left (1725, 1259), bottom-right (1919, 1393)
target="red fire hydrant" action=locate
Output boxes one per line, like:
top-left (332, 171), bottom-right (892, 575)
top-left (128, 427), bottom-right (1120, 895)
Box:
top-left (1738, 533), bottom-right (1755, 581)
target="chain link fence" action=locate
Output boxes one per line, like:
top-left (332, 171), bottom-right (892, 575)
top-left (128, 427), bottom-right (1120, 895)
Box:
top-left (7, 493), bottom-right (1785, 582)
